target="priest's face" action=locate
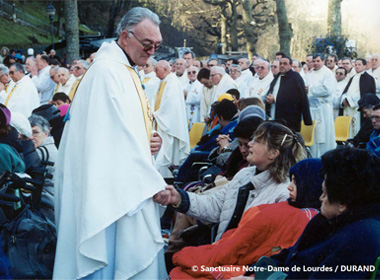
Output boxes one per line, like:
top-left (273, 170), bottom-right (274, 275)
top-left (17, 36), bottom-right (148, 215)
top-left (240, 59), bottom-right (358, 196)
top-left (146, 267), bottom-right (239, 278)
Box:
top-left (119, 19), bottom-right (162, 66)
top-left (312, 56), bottom-right (324, 71)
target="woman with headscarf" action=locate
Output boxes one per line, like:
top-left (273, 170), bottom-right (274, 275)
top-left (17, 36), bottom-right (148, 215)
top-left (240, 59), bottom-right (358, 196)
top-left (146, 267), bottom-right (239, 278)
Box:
top-left (169, 158), bottom-right (324, 279)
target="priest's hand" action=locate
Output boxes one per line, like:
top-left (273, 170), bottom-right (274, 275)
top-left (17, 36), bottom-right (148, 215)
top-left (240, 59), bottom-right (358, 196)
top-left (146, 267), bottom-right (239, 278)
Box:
top-left (150, 132), bottom-right (162, 155)
top-left (153, 185), bottom-right (181, 206)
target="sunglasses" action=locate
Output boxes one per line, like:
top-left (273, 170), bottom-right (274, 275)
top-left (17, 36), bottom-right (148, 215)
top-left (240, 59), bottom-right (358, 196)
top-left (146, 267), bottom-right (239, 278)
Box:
top-left (255, 66), bottom-right (266, 70)
top-left (187, 71), bottom-right (197, 75)
top-left (370, 116), bottom-right (380, 121)
top-left (129, 30), bottom-right (161, 52)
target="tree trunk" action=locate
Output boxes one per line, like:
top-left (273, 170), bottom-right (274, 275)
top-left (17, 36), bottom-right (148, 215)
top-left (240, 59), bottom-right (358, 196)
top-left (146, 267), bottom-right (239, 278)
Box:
top-left (229, 1), bottom-right (239, 51)
top-left (275, 0), bottom-right (293, 56)
top-left (241, 0), bottom-right (257, 60)
top-left (64, 0), bottom-right (79, 64)
top-left (220, 9), bottom-right (227, 54)
top-left (327, 0), bottom-right (342, 36)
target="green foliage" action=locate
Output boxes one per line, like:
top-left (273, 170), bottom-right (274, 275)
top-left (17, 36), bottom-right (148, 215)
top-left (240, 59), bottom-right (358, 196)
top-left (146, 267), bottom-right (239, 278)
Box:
top-left (307, 34), bottom-right (358, 59)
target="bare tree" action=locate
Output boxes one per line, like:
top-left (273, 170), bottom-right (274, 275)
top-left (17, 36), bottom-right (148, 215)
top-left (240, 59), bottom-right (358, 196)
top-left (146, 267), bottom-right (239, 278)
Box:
top-left (64, 0), bottom-right (79, 64)
top-left (275, 0), bottom-right (293, 56)
top-left (327, 0), bottom-right (342, 36)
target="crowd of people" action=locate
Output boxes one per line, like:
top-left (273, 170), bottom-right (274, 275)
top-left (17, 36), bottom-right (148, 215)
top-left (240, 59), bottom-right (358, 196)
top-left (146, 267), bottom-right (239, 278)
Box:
top-left (0, 5), bottom-right (380, 280)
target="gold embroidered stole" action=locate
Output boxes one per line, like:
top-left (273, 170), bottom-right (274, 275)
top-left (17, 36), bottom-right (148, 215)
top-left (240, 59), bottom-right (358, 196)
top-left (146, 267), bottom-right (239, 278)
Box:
top-left (142, 77), bottom-right (151, 84)
top-left (53, 83), bottom-right (61, 95)
top-left (68, 79), bottom-right (81, 101)
top-left (125, 66), bottom-right (153, 143)
top-left (4, 84), bottom-right (18, 106)
top-left (154, 81), bottom-right (167, 112)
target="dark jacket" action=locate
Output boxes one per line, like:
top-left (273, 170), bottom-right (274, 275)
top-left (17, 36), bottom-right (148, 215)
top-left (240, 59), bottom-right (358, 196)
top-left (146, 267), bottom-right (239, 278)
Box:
top-left (339, 72), bottom-right (377, 116)
top-left (271, 203), bottom-right (380, 279)
top-left (267, 70), bottom-right (312, 132)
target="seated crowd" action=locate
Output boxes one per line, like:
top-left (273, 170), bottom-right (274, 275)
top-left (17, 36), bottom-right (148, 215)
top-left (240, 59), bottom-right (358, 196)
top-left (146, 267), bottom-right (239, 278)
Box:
top-left (1, 45), bottom-right (380, 279)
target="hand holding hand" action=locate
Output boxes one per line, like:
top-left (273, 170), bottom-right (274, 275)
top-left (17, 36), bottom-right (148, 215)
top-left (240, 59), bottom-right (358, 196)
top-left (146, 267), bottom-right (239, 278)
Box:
top-left (153, 185), bottom-right (181, 206)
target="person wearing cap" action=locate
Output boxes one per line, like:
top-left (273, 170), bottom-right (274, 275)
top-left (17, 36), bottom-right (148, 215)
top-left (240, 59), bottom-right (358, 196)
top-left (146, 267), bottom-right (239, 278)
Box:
top-left (0, 105), bottom-right (25, 175)
top-left (153, 60), bottom-right (190, 178)
top-left (6, 63), bottom-right (40, 118)
top-left (348, 93), bottom-right (380, 147)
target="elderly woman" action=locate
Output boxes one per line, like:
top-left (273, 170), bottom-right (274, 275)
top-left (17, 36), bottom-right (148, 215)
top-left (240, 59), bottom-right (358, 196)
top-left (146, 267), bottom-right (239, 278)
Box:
top-left (242, 147), bottom-right (380, 279)
top-left (28, 114), bottom-right (58, 209)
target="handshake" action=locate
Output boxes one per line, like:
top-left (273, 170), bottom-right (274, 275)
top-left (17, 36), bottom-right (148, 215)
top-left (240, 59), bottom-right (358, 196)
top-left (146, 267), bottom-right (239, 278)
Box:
top-left (153, 185), bottom-right (181, 206)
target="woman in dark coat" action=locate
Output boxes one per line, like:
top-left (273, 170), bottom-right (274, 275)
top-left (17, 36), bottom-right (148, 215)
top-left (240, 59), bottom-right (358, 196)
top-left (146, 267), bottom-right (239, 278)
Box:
top-left (244, 147), bottom-right (380, 279)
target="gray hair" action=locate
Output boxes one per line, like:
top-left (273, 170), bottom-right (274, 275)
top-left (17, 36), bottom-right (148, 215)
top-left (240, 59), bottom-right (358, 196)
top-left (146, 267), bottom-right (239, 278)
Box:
top-left (116, 7), bottom-right (160, 36)
top-left (11, 63), bottom-right (24, 73)
top-left (0, 64), bottom-right (9, 75)
top-left (58, 67), bottom-right (69, 74)
top-left (51, 65), bottom-right (59, 74)
top-left (211, 66), bottom-right (225, 75)
top-left (77, 59), bottom-right (90, 69)
top-left (148, 57), bottom-right (157, 66)
top-left (229, 64), bottom-right (241, 72)
top-left (28, 114), bottom-right (50, 133)
top-left (292, 59), bottom-right (301, 67)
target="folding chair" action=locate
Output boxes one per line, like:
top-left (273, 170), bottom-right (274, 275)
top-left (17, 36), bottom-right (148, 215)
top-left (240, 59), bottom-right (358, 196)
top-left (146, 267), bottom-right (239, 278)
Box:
top-left (300, 120), bottom-right (317, 147)
top-left (335, 116), bottom-right (352, 143)
top-left (189, 122), bottom-right (206, 149)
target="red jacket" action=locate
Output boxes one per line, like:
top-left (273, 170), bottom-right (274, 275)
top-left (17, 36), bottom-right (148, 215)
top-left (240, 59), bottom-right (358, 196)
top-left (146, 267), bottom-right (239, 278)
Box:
top-left (170, 201), bottom-right (317, 279)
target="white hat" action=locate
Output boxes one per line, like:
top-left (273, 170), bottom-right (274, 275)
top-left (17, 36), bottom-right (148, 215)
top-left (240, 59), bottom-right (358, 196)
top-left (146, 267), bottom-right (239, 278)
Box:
top-left (10, 112), bottom-right (32, 138)
top-left (27, 48), bottom-right (34, 56)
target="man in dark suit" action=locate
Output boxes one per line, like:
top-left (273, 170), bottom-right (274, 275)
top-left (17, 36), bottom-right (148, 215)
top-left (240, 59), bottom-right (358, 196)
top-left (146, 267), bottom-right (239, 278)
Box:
top-left (265, 56), bottom-right (312, 132)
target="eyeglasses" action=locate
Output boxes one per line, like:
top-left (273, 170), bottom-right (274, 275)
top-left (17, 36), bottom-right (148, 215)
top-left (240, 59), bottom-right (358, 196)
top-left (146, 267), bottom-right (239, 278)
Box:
top-left (9, 71), bottom-right (14, 75)
top-left (255, 66), bottom-right (266, 70)
top-left (370, 116), bottom-right (380, 121)
top-left (335, 72), bottom-right (345, 76)
top-left (271, 65), bottom-right (278, 68)
top-left (187, 71), bottom-right (197, 75)
top-left (229, 69), bottom-right (239, 73)
top-left (32, 130), bottom-right (43, 136)
top-left (128, 30), bottom-right (161, 52)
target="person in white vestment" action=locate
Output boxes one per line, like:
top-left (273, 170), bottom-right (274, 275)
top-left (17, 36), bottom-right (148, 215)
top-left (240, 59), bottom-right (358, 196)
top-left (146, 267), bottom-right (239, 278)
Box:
top-left (55, 67), bottom-right (76, 96)
top-left (210, 66), bottom-right (237, 104)
top-left (0, 64), bottom-right (16, 104)
top-left (198, 68), bottom-right (215, 124)
top-left (175, 58), bottom-right (189, 87)
top-left (370, 54), bottom-right (380, 82)
top-left (333, 67), bottom-right (348, 119)
top-left (184, 65), bottom-right (202, 129)
top-left (32, 54), bottom-right (56, 104)
top-left (238, 57), bottom-right (253, 85)
top-left (142, 57), bottom-right (160, 107)
top-left (247, 59), bottom-right (273, 102)
top-left (306, 54), bottom-right (336, 157)
top-left (5, 63), bottom-right (40, 117)
top-left (53, 7), bottom-right (169, 279)
top-left (153, 60), bottom-right (190, 177)
top-left (340, 58), bottom-right (376, 138)
top-left (229, 64), bottom-right (249, 99)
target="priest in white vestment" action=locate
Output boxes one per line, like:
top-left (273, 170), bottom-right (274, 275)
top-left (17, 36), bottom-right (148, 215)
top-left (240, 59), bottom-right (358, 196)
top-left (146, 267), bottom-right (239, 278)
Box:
top-left (332, 67), bottom-right (348, 119)
top-left (246, 59), bottom-right (273, 102)
top-left (306, 54), bottom-right (336, 157)
top-left (6, 63), bottom-right (40, 117)
top-left (142, 57), bottom-right (160, 107)
top-left (154, 60), bottom-right (190, 177)
top-left (229, 64), bottom-right (249, 99)
top-left (197, 68), bottom-right (215, 123)
top-left (53, 8), bottom-right (168, 279)
top-left (0, 64), bottom-right (16, 104)
top-left (55, 67), bottom-right (76, 96)
top-left (210, 66), bottom-right (237, 104)
top-left (184, 66), bottom-right (203, 129)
